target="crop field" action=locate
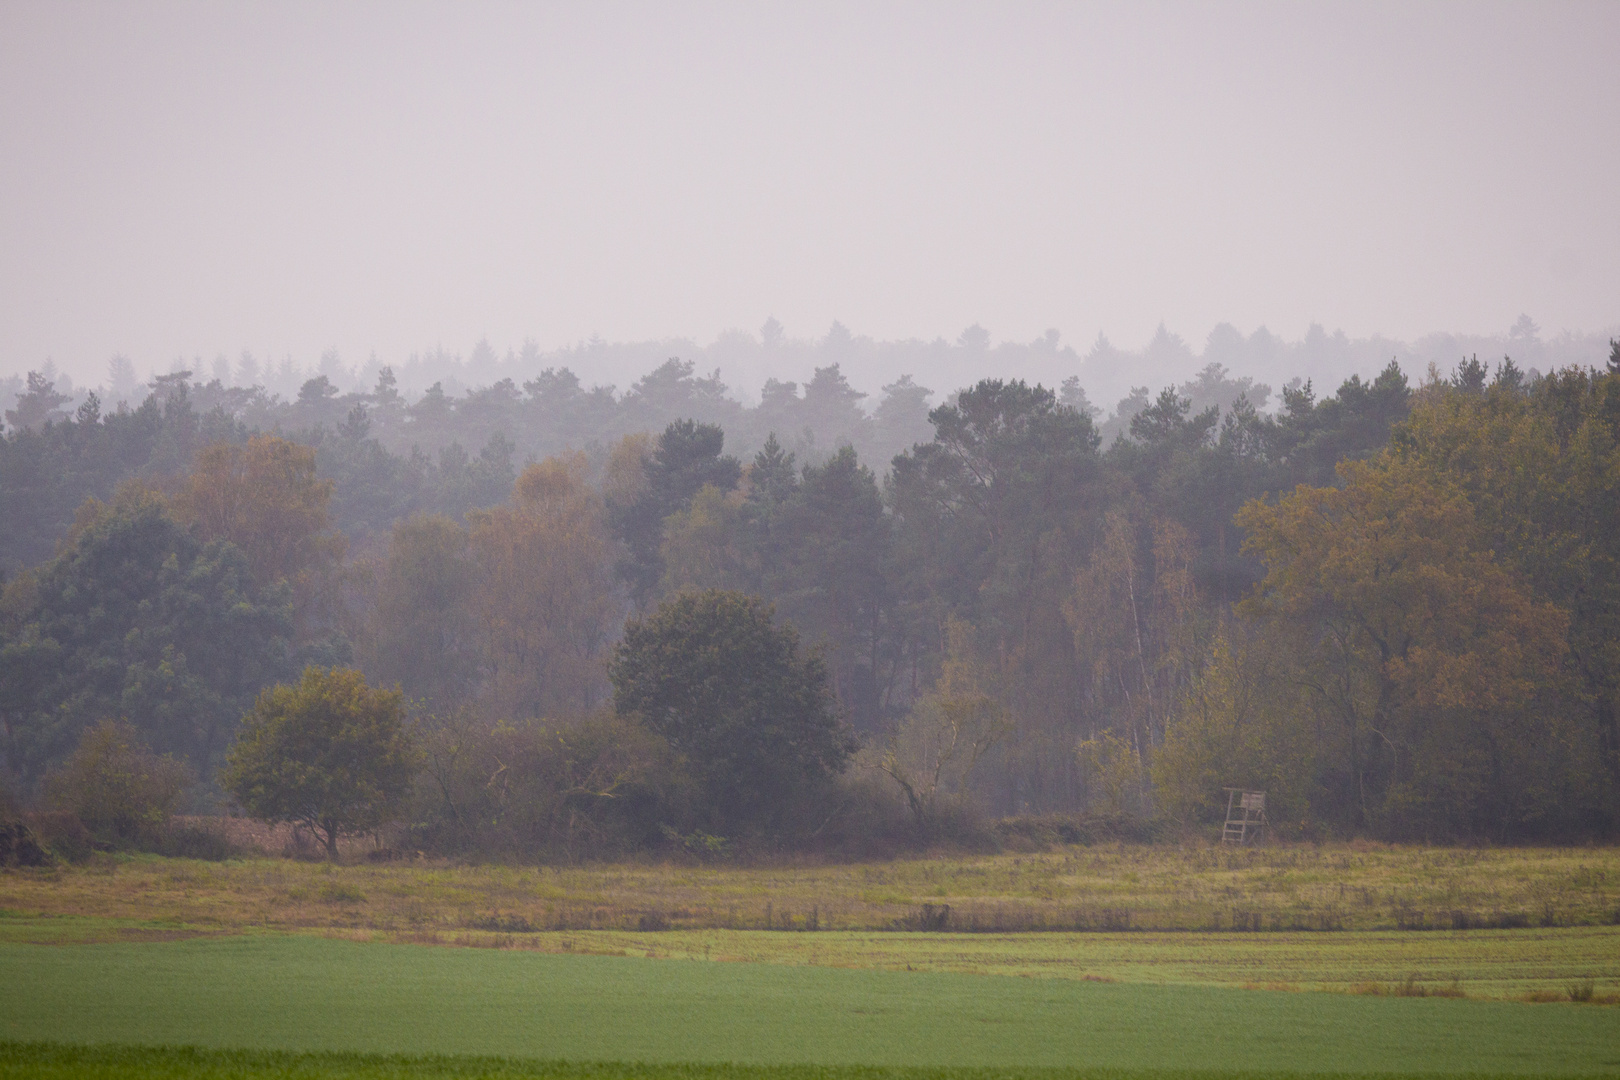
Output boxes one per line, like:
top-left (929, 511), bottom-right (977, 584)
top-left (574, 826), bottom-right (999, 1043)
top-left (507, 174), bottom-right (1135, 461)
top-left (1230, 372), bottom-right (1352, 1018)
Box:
top-left (3, 935), bottom-right (1620, 1076)
top-left (3, 911), bottom-right (1618, 1000)
top-left (6, 1046), bottom-right (1616, 1080)
top-left (4, 845), bottom-right (1619, 1077)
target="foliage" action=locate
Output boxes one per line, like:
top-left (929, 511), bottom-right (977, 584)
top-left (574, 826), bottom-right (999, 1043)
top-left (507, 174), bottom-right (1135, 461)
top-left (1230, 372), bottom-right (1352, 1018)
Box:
top-left (1150, 628), bottom-right (1311, 826)
top-left (872, 619), bottom-right (1008, 830)
top-left (173, 436), bottom-right (340, 590)
top-left (361, 514), bottom-right (482, 710)
top-left (222, 667), bottom-right (421, 858)
top-left (6, 353), bottom-right (1617, 847)
top-left (468, 455), bottom-right (622, 719)
top-left (1235, 453), bottom-right (1574, 837)
top-left (611, 590), bottom-right (856, 839)
top-left (1391, 368), bottom-right (1620, 807)
top-left (0, 485), bottom-right (293, 780)
top-left (0, 379), bottom-right (244, 578)
top-left (1065, 507), bottom-right (1207, 788)
top-left (172, 436), bottom-right (345, 639)
top-left (610, 420), bottom-right (742, 607)
top-left (40, 720), bottom-right (190, 849)
top-left (0, 782), bottom-right (47, 867)
top-left (660, 441), bottom-right (900, 731)
top-left (411, 709), bottom-right (673, 860)
top-left (887, 379), bottom-right (1102, 812)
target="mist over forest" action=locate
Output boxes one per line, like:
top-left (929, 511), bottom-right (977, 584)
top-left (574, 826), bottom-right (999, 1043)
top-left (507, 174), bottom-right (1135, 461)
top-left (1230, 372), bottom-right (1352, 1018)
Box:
top-left (4, 0), bottom-right (1619, 862)
top-left (6, 312), bottom-right (1615, 467)
top-left (5, 320), bottom-right (1619, 855)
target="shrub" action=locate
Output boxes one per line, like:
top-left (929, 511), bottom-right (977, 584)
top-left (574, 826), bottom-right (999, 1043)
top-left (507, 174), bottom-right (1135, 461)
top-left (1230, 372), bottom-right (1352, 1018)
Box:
top-left (157, 819), bottom-right (239, 860)
top-left (0, 818), bottom-right (49, 867)
top-left (23, 811), bottom-right (91, 862)
top-left (40, 720), bottom-right (190, 849)
top-left (411, 708), bottom-right (675, 860)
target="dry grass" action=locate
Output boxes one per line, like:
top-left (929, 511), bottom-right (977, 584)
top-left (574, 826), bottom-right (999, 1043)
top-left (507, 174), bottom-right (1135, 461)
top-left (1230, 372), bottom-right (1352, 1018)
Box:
top-left (2, 841), bottom-right (1619, 1000)
top-left (3, 840), bottom-right (1616, 935)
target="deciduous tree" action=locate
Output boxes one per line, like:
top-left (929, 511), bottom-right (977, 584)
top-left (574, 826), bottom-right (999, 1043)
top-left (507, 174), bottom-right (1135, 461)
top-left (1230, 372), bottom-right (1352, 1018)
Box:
top-left (468, 455), bottom-right (620, 719)
top-left (1236, 455), bottom-right (1570, 835)
top-left (222, 666), bottom-right (420, 859)
top-left (173, 436), bottom-right (344, 637)
top-left (362, 514), bottom-right (481, 710)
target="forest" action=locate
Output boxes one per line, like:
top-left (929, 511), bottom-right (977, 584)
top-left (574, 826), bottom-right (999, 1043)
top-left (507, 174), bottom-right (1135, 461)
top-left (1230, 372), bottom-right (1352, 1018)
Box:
top-left (2, 344), bottom-right (1618, 858)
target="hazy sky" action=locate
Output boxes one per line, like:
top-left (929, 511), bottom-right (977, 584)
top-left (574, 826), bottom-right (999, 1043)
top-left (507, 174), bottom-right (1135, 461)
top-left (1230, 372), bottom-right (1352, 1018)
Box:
top-left (3, 1), bottom-right (1617, 384)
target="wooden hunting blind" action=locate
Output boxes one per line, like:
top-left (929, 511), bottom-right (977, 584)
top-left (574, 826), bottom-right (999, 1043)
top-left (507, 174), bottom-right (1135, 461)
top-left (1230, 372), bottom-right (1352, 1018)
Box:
top-left (1221, 788), bottom-right (1267, 845)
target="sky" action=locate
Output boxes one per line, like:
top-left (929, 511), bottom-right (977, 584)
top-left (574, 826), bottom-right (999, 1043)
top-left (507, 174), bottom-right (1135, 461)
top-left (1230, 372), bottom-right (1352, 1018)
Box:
top-left (2, 1), bottom-right (1618, 387)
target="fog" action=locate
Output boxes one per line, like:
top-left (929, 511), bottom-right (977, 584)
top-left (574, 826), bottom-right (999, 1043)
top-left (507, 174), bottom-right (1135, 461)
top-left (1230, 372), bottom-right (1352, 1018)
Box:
top-left (3, 2), bottom-right (1618, 406)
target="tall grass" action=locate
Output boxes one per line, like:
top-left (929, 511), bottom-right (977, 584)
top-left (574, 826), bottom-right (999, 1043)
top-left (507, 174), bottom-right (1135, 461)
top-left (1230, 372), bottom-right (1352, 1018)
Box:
top-left (3, 842), bottom-right (1615, 936)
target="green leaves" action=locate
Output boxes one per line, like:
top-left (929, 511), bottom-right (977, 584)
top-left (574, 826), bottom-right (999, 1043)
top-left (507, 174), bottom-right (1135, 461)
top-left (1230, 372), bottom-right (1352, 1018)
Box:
top-left (0, 489), bottom-right (292, 780)
top-left (222, 667), bottom-right (420, 858)
top-left (611, 590), bottom-right (855, 839)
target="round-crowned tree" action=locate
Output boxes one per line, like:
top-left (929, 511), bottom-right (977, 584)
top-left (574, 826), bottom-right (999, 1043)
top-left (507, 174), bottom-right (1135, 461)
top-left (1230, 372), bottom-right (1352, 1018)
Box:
top-left (222, 667), bottom-right (421, 859)
top-left (610, 590), bottom-right (856, 838)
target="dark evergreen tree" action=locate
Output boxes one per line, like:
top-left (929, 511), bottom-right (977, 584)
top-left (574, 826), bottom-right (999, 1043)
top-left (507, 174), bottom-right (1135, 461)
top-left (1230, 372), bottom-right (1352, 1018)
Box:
top-left (610, 420), bottom-right (740, 606)
top-left (0, 490), bottom-right (292, 781)
top-left (611, 589), bottom-right (856, 839)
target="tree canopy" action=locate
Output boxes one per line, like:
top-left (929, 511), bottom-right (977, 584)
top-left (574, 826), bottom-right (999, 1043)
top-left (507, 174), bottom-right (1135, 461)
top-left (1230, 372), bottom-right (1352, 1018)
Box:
top-left (222, 666), bottom-right (420, 858)
top-left (0, 486), bottom-right (293, 779)
top-left (610, 589), bottom-right (856, 839)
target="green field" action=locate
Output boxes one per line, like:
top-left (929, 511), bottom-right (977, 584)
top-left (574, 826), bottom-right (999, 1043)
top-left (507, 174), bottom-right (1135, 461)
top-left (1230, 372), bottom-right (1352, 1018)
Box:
top-left (3, 1042), bottom-right (1619, 1080)
top-left (2, 936), bottom-right (1618, 1075)
top-left (3, 848), bottom-right (1619, 1076)
top-left (3, 913), bottom-right (1618, 1000)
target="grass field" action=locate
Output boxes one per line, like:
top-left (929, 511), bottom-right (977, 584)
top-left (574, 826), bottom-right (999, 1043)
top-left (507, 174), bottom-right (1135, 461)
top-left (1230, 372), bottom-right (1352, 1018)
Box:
top-left (2, 911), bottom-right (1617, 1000)
top-left (6, 1043), bottom-right (1620, 1080)
top-left (4, 846), bottom-right (1618, 1076)
top-left (2, 936), bottom-right (1619, 1074)
top-left (3, 843), bottom-right (1617, 935)
top-left (10, 1043), bottom-right (1620, 1080)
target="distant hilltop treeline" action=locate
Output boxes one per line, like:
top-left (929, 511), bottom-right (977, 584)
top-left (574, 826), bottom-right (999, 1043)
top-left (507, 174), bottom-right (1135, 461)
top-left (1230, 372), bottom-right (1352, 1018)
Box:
top-left (5, 313), bottom-right (1615, 450)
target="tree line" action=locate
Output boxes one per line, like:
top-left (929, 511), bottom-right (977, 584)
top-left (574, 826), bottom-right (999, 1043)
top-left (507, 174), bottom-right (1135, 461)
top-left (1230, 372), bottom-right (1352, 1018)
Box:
top-left (3, 346), bottom-right (1618, 854)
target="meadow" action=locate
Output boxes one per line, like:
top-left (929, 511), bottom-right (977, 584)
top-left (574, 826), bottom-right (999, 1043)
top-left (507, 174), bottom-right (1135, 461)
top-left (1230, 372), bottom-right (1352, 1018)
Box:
top-left (4, 844), bottom-right (1619, 1077)
top-left (3, 842), bottom-right (1616, 937)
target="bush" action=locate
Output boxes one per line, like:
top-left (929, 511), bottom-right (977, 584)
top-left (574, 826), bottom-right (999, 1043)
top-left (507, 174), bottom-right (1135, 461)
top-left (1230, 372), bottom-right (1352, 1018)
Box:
top-left (40, 720), bottom-right (191, 850)
top-left (157, 819), bottom-right (239, 860)
top-left (24, 811), bottom-right (92, 862)
top-left (992, 811), bottom-right (1168, 851)
top-left (411, 709), bottom-right (676, 861)
top-left (809, 772), bottom-right (991, 859)
top-left (0, 818), bottom-right (49, 867)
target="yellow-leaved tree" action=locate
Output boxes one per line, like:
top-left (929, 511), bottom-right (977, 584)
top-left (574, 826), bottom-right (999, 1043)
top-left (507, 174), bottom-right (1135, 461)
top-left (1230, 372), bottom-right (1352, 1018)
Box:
top-left (1234, 454), bottom-right (1569, 836)
top-left (467, 454), bottom-right (621, 720)
top-left (173, 436), bottom-right (344, 636)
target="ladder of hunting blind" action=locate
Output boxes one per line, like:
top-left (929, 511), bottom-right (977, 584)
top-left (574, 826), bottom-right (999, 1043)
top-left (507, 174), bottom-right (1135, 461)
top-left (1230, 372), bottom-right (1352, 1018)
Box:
top-left (1222, 788), bottom-right (1267, 845)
